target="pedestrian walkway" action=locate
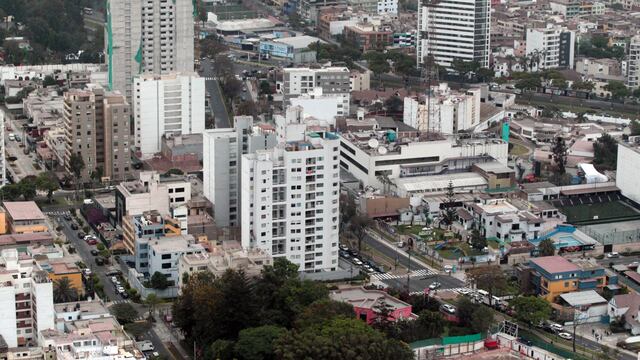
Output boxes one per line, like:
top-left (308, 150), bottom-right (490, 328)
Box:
top-left (408, 287), bottom-right (472, 296)
top-left (371, 268), bottom-right (437, 280)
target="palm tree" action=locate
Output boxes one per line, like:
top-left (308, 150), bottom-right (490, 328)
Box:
top-left (53, 278), bottom-right (78, 303)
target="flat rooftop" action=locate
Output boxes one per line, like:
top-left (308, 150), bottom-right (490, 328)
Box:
top-left (396, 172), bottom-right (487, 193)
top-left (530, 256), bottom-right (580, 274)
top-left (148, 235), bottom-right (202, 253)
top-left (330, 286), bottom-right (410, 310)
top-left (3, 201), bottom-right (45, 221)
top-left (559, 290), bottom-right (607, 307)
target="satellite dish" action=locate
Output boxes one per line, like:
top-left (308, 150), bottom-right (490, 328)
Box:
top-left (368, 139), bottom-right (379, 148)
top-left (378, 146), bottom-right (388, 155)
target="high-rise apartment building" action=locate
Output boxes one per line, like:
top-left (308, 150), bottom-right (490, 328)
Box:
top-left (0, 249), bottom-right (55, 348)
top-left (107, 0), bottom-right (195, 100)
top-left (416, 0), bottom-right (491, 69)
top-left (203, 116), bottom-right (277, 228)
top-left (627, 35), bottom-right (640, 89)
top-left (240, 131), bottom-right (341, 272)
top-left (63, 89), bottom-right (97, 181)
top-left (63, 86), bottom-right (132, 181)
top-left (526, 25), bottom-right (575, 70)
top-left (282, 67), bottom-right (351, 98)
top-left (133, 73), bottom-right (205, 158)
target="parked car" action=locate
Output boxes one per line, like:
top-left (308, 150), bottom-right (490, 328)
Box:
top-left (348, 249), bottom-right (359, 257)
top-left (90, 249), bottom-right (99, 256)
top-left (116, 286), bottom-right (126, 294)
top-left (77, 231), bottom-right (86, 239)
top-left (558, 332), bottom-right (572, 340)
top-left (549, 323), bottom-right (564, 332)
top-left (353, 258), bottom-right (363, 266)
top-left (137, 341), bottom-right (154, 352)
top-left (607, 252), bottom-right (620, 258)
top-left (87, 239), bottom-right (98, 245)
top-left (70, 223), bottom-right (79, 230)
top-left (339, 244), bottom-right (349, 252)
top-left (441, 304), bottom-right (456, 314)
top-left (429, 282), bottom-right (441, 290)
top-left (111, 276), bottom-right (118, 284)
top-left (95, 257), bottom-right (104, 266)
top-left (82, 268), bottom-right (92, 276)
top-left (458, 288), bottom-right (471, 296)
top-left (339, 251), bottom-right (350, 259)
top-left (64, 214), bottom-right (72, 221)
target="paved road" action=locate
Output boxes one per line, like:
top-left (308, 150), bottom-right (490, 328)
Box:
top-left (3, 109), bottom-right (44, 182)
top-left (54, 213), bottom-right (175, 360)
top-left (360, 231), bottom-right (465, 292)
top-left (200, 59), bottom-right (231, 129)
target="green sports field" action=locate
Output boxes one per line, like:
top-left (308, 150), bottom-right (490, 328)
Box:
top-left (559, 201), bottom-right (640, 224)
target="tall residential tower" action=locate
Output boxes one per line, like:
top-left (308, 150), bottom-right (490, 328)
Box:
top-left (417, 0), bottom-right (491, 69)
top-left (107, 0), bottom-right (195, 100)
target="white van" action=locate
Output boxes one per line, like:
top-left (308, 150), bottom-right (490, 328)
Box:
top-left (137, 341), bottom-right (154, 352)
top-left (8, 133), bottom-right (15, 141)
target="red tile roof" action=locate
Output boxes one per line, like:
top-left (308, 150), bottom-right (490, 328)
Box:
top-left (531, 256), bottom-right (579, 274)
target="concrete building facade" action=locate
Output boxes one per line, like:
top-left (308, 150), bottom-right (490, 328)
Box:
top-left (133, 73), bottom-right (205, 158)
top-left (203, 117), bottom-right (277, 228)
top-left (107, 0), bottom-right (195, 101)
top-left (525, 25), bottom-right (575, 70)
top-left (627, 35), bottom-right (640, 89)
top-left (417, 0), bottom-right (491, 69)
top-left (241, 132), bottom-right (341, 272)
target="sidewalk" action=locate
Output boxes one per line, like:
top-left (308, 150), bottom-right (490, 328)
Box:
top-left (574, 322), bottom-right (637, 358)
top-left (152, 309), bottom-right (190, 360)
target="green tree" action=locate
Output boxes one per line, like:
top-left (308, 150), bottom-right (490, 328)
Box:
top-left (604, 80), bottom-right (630, 100)
top-left (511, 296), bottom-right (552, 326)
top-left (456, 297), bottom-right (476, 327)
top-left (18, 177), bottom-right (37, 200)
top-left (538, 238), bottom-right (556, 257)
top-left (234, 325), bottom-right (286, 360)
top-left (124, 321), bottom-right (152, 339)
top-left (43, 75), bottom-right (57, 86)
top-left (572, 80), bottom-right (595, 92)
top-left (259, 80), bottom-right (272, 95)
top-left (630, 120), bottom-right (640, 136)
top-left (207, 339), bottom-right (235, 360)
top-left (200, 37), bottom-right (228, 59)
top-left (633, 88), bottom-right (640, 99)
top-left (68, 153), bottom-right (85, 198)
top-left (471, 306), bottom-right (494, 334)
top-left (415, 310), bottom-right (446, 338)
top-left (144, 293), bottom-right (161, 320)
top-left (593, 133), bottom-right (618, 170)
top-left (552, 137), bottom-right (568, 175)
top-left (110, 303), bottom-right (139, 324)
top-left (441, 181), bottom-right (456, 225)
top-left (0, 184), bottom-right (22, 201)
top-left (150, 271), bottom-right (170, 289)
top-left (470, 229), bottom-right (487, 250)
top-left (476, 67), bottom-right (494, 83)
top-left (515, 76), bottom-right (541, 92)
top-left (274, 318), bottom-right (413, 360)
top-left (349, 215), bottom-right (373, 251)
top-left (53, 277), bottom-right (78, 303)
top-left (294, 299), bottom-right (354, 329)
top-left (36, 171), bottom-right (60, 203)
top-left (467, 266), bottom-right (508, 306)
top-left (384, 96), bottom-right (403, 113)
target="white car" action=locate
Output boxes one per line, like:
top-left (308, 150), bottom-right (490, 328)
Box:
top-left (429, 282), bottom-right (441, 290)
top-left (549, 323), bottom-right (564, 332)
top-left (606, 252), bottom-right (620, 258)
top-left (110, 276), bottom-right (118, 283)
top-left (116, 286), bottom-right (125, 294)
top-left (353, 258), bottom-right (363, 266)
top-left (441, 304), bottom-right (456, 314)
top-left (558, 332), bottom-right (572, 340)
top-left (458, 288), bottom-right (471, 296)
top-left (82, 268), bottom-right (92, 276)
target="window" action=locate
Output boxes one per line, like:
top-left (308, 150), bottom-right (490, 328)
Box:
top-left (161, 263), bottom-right (171, 269)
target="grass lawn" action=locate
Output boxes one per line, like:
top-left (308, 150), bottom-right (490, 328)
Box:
top-left (509, 142), bottom-right (529, 156)
top-left (488, 239), bottom-right (501, 249)
top-left (436, 247), bottom-right (460, 260)
top-left (457, 242), bottom-right (484, 256)
top-left (559, 201), bottom-right (640, 223)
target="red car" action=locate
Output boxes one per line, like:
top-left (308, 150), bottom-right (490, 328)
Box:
top-left (86, 239), bottom-right (98, 245)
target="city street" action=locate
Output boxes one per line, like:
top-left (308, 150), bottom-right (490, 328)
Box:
top-left (3, 108), bottom-right (44, 182)
top-left (53, 213), bottom-right (176, 360)
top-left (200, 59), bottom-right (231, 129)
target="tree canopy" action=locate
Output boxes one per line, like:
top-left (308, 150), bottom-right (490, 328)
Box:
top-left (538, 239), bottom-right (556, 257)
top-left (593, 133), bottom-right (618, 170)
top-left (511, 296), bottom-right (552, 326)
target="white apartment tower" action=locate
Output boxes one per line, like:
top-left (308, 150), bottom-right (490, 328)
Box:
top-left (416, 0), bottom-right (491, 69)
top-left (0, 249), bottom-right (54, 348)
top-left (203, 116), bottom-right (278, 227)
top-left (133, 73), bottom-right (205, 157)
top-left (241, 132), bottom-right (341, 272)
top-left (525, 25), bottom-right (576, 70)
top-left (107, 0), bottom-right (195, 100)
top-left (627, 35), bottom-right (640, 89)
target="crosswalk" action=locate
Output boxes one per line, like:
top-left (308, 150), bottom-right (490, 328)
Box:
top-left (204, 76), bottom-right (217, 81)
top-left (371, 268), bottom-right (437, 280)
top-left (409, 287), bottom-right (472, 296)
top-left (111, 299), bottom-right (132, 305)
top-left (43, 210), bottom-right (71, 216)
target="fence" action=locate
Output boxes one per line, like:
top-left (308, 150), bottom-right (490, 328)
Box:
top-left (580, 226), bottom-right (640, 246)
top-left (127, 267), bottom-right (179, 300)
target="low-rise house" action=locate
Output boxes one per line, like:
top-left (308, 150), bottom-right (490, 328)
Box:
top-left (329, 286), bottom-right (416, 324)
top-left (3, 201), bottom-right (48, 234)
top-left (609, 293), bottom-right (640, 335)
top-left (528, 256), bottom-right (609, 301)
top-left (178, 241), bottom-right (272, 289)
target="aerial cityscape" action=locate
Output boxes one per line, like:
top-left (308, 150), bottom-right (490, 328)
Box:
top-left (0, 0), bottom-right (638, 359)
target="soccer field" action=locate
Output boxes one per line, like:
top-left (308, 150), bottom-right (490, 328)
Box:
top-left (559, 201), bottom-right (640, 224)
